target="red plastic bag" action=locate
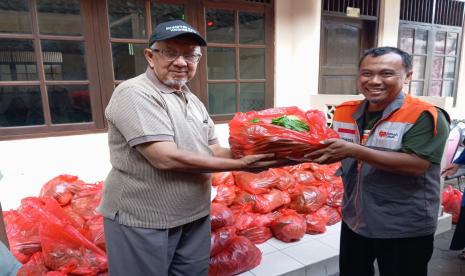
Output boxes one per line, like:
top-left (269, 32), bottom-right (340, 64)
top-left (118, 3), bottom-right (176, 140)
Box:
top-left (289, 186), bottom-right (328, 213)
top-left (71, 182), bottom-right (103, 220)
top-left (270, 209), bottom-right (306, 242)
top-left (210, 203), bottom-right (234, 230)
top-left (233, 170), bottom-right (277, 194)
top-left (229, 107), bottom-right (339, 161)
top-left (304, 212), bottom-right (328, 234)
top-left (442, 185), bottom-right (463, 224)
top-left (317, 205), bottom-right (341, 226)
top-left (85, 215), bottom-right (106, 251)
top-left (39, 175), bottom-right (83, 206)
top-left (3, 209), bottom-right (41, 263)
top-left (213, 185), bottom-right (236, 206)
top-left (16, 252), bottom-right (49, 276)
top-left (212, 172), bottom-right (235, 187)
top-left (230, 205), bottom-right (258, 231)
top-left (269, 168), bottom-right (296, 191)
top-left (209, 236), bottom-right (262, 276)
top-left (211, 226), bottom-right (236, 257)
top-left (253, 189), bottom-right (291, 214)
top-left (40, 220), bottom-right (108, 275)
top-left (237, 226), bottom-right (272, 244)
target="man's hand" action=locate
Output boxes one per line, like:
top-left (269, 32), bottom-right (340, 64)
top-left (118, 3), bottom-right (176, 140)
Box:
top-left (304, 138), bottom-right (357, 164)
top-left (442, 163), bottom-right (460, 177)
top-left (239, 154), bottom-right (301, 173)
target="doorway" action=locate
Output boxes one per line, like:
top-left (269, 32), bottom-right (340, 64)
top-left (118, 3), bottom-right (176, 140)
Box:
top-left (319, 16), bottom-right (376, 95)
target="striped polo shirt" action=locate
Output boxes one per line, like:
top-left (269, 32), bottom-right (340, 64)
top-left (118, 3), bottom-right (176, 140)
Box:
top-left (98, 68), bottom-right (218, 229)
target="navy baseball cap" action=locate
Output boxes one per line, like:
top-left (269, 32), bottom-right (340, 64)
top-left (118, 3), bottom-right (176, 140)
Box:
top-left (148, 20), bottom-right (207, 47)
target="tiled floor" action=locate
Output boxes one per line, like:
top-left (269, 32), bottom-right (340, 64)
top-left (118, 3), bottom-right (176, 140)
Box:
top-left (240, 213), bottom-right (459, 276)
top-left (238, 223), bottom-right (341, 276)
top-left (429, 226), bottom-right (465, 276)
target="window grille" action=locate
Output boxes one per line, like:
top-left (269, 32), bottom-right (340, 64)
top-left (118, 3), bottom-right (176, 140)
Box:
top-left (323, 0), bottom-right (379, 17)
top-left (400, 0), bottom-right (464, 27)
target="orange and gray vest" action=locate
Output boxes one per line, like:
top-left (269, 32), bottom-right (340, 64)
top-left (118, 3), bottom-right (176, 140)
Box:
top-left (332, 93), bottom-right (441, 238)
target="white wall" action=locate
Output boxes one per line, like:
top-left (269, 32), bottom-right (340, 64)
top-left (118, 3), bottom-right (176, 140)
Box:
top-left (275, 0), bottom-right (321, 110)
top-left (0, 134), bottom-right (111, 210)
top-left (377, 0), bottom-right (401, 47)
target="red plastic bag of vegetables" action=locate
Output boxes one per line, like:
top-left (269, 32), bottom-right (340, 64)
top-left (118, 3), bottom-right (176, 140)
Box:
top-left (270, 209), bottom-right (306, 242)
top-left (212, 185), bottom-right (236, 206)
top-left (304, 212), bottom-right (329, 234)
top-left (209, 236), bottom-right (262, 276)
top-left (210, 203), bottom-right (234, 230)
top-left (237, 226), bottom-right (272, 244)
top-left (212, 172), bottom-right (235, 187)
top-left (442, 185), bottom-right (463, 223)
top-left (40, 219), bottom-right (107, 275)
top-left (210, 226), bottom-right (236, 256)
top-left (39, 175), bottom-right (83, 206)
top-left (3, 209), bottom-right (41, 263)
top-left (229, 107), bottom-right (338, 161)
top-left (16, 252), bottom-right (49, 276)
top-left (289, 186), bottom-right (328, 213)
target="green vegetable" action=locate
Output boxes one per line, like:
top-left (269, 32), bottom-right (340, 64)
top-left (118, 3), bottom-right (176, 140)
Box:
top-left (271, 115), bottom-right (309, 132)
top-left (250, 118), bottom-right (261, 123)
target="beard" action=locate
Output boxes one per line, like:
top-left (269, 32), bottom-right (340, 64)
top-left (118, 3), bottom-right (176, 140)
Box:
top-left (163, 78), bottom-right (188, 88)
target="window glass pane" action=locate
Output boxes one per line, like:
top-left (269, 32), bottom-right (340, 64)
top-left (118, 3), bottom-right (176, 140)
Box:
top-left (431, 57), bottom-right (444, 79)
top-left (0, 39), bottom-right (37, 81)
top-left (327, 24), bottom-right (359, 64)
top-left (429, 80), bottom-right (441, 96)
top-left (207, 48), bottom-right (235, 80)
top-left (206, 9), bottom-right (234, 44)
top-left (240, 48), bottom-right (264, 79)
top-left (208, 83), bottom-right (236, 115)
top-left (444, 57), bottom-right (456, 79)
top-left (41, 40), bottom-right (87, 80)
top-left (409, 81), bottom-right (423, 96)
top-left (446, 32), bottom-right (458, 56)
top-left (442, 81), bottom-right (453, 97)
top-left (240, 83), bottom-right (265, 112)
top-left (434, 31), bottom-right (446, 54)
top-left (414, 29), bottom-right (428, 54)
top-left (0, 86), bottom-right (44, 127)
top-left (151, 2), bottom-right (184, 27)
top-left (48, 85), bottom-right (92, 124)
top-left (108, 0), bottom-right (146, 39)
top-left (239, 12), bottom-right (264, 44)
top-left (37, 0), bottom-right (82, 35)
top-left (0, 0), bottom-right (31, 33)
top-left (399, 27), bottom-right (414, 54)
top-left (412, 56), bottom-right (426, 80)
top-left (112, 43), bottom-right (146, 80)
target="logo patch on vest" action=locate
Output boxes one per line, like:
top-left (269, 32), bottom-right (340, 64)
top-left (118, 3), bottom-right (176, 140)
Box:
top-left (377, 130), bottom-right (400, 141)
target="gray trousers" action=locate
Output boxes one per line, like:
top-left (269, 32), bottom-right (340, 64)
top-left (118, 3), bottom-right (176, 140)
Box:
top-left (104, 215), bottom-right (211, 276)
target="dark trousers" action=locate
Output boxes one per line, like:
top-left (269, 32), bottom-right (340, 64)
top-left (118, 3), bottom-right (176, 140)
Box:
top-left (104, 215), bottom-right (211, 276)
top-left (450, 205), bottom-right (465, 250)
top-left (339, 221), bottom-right (434, 276)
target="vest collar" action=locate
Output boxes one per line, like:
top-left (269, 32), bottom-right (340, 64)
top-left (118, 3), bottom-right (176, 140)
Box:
top-left (352, 92), bottom-right (406, 121)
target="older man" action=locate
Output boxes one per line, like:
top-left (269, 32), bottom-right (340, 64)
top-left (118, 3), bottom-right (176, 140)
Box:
top-left (307, 47), bottom-right (449, 276)
top-left (98, 20), bottom-right (280, 276)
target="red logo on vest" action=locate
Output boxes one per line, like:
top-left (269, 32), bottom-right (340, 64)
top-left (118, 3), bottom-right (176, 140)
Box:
top-left (378, 131), bottom-right (387, 138)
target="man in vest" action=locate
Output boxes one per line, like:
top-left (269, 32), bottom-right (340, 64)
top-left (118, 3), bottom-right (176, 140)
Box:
top-left (306, 47), bottom-right (449, 276)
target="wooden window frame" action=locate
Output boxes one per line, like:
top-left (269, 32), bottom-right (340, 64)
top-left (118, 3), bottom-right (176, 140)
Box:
top-left (399, 21), bottom-right (462, 101)
top-left (0, 0), bottom-right (105, 140)
top-left (0, 0), bottom-right (275, 140)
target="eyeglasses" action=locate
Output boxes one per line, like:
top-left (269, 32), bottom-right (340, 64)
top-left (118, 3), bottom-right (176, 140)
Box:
top-left (152, 48), bottom-right (202, 64)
